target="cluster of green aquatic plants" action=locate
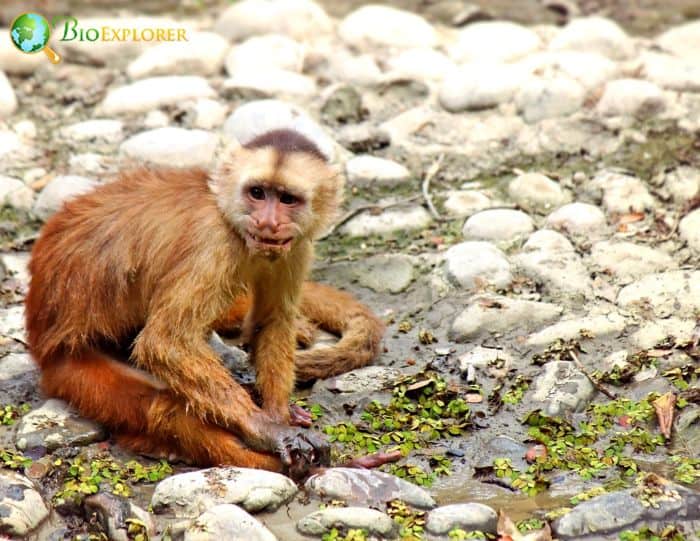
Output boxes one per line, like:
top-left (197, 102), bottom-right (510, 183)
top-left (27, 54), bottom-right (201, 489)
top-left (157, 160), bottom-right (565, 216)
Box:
top-left (388, 455), bottom-right (451, 488)
top-left (501, 375), bottom-right (531, 405)
top-left (387, 499), bottom-right (426, 540)
top-left (669, 455), bottom-right (700, 484)
top-left (447, 529), bottom-right (493, 540)
top-left (0, 447), bottom-right (32, 470)
top-left (323, 371), bottom-right (470, 484)
top-left (53, 455), bottom-right (172, 505)
top-left (618, 525), bottom-right (687, 541)
top-left (322, 529), bottom-right (368, 541)
top-left (0, 403), bottom-right (30, 425)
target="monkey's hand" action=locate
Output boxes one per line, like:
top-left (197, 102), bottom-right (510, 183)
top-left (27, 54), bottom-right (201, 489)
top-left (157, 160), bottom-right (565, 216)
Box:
top-left (273, 426), bottom-right (330, 480)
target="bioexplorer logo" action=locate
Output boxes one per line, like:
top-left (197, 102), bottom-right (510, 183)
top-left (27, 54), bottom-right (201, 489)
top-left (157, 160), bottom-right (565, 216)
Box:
top-left (10, 13), bottom-right (189, 65)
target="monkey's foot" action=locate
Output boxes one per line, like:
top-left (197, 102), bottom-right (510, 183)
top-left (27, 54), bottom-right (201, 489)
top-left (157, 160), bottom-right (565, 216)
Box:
top-left (289, 403), bottom-right (313, 427)
top-left (343, 450), bottom-right (403, 469)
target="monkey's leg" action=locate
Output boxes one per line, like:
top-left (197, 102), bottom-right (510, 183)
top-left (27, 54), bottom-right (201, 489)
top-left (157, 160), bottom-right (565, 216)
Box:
top-left (40, 352), bottom-right (281, 470)
top-left (295, 282), bottom-right (385, 382)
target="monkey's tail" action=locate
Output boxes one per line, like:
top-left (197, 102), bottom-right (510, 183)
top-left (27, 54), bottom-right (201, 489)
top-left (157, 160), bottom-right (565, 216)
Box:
top-left (295, 282), bottom-right (385, 382)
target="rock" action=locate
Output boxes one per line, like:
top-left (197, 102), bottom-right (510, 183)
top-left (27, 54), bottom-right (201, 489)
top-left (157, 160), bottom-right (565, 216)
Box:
top-left (665, 166), bottom-right (700, 201)
top-left (185, 504), bottom-right (277, 541)
top-left (0, 252), bottom-right (29, 285)
top-left (518, 51), bottom-right (617, 92)
top-left (462, 209), bottom-right (534, 241)
top-left (0, 71), bottom-right (17, 117)
top-left (345, 155), bottom-right (410, 187)
top-left (0, 353), bottom-right (38, 405)
top-left (60, 119), bottom-right (124, 143)
top-left (523, 229), bottom-right (574, 252)
top-left (297, 507), bottom-right (396, 537)
top-left (630, 318), bottom-right (696, 350)
top-left (0, 470), bottom-right (49, 538)
top-left (386, 48), bottom-right (456, 81)
top-left (321, 86), bottom-right (366, 126)
top-left (143, 110), bottom-right (170, 129)
top-left (515, 76), bottom-right (585, 123)
top-left (474, 436), bottom-right (530, 471)
top-left (657, 20), bottom-right (700, 60)
top-left (326, 51), bottom-right (384, 86)
top-left (596, 79), bottom-right (666, 118)
top-left (552, 478), bottom-right (700, 539)
top-left (214, 0), bottom-right (332, 42)
top-left (0, 305), bottom-right (24, 344)
top-left (639, 51), bottom-right (700, 92)
top-left (190, 99), bottom-right (229, 130)
top-left (336, 124), bottom-right (390, 153)
top-left (324, 366), bottom-right (401, 394)
top-left (127, 31), bottom-right (229, 78)
top-left (426, 503), bottom-right (498, 535)
top-left (305, 468), bottom-right (435, 509)
top-left (527, 312), bottom-right (626, 346)
top-left (531, 361), bottom-right (596, 415)
top-left (14, 120), bottom-right (36, 140)
top-left (590, 241), bottom-right (675, 283)
top-left (33, 175), bottom-right (98, 221)
top-left (339, 5), bottom-right (437, 50)
top-left (680, 208), bottom-right (700, 252)
top-left (444, 242), bottom-right (512, 291)
top-left (0, 130), bottom-right (27, 161)
top-left (592, 170), bottom-right (655, 214)
top-left (99, 76), bottom-right (215, 115)
top-left (617, 270), bottom-right (700, 318)
top-left (225, 34), bottom-right (304, 75)
top-left (448, 21), bottom-right (541, 63)
top-left (508, 173), bottom-right (568, 211)
top-left (0, 176), bottom-right (34, 211)
top-left (340, 205), bottom-right (432, 237)
top-left (545, 202), bottom-right (607, 236)
top-left (223, 69), bottom-right (316, 97)
top-left (549, 16), bottom-right (634, 60)
top-left (459, 346), bottom-right (515, 375)
top-left (84, 493), bottom-right (155, 541)
top-left (151, 467), bottom-right (297, 518)
top-left (120, 128), bottom-right (218, 169)
top-left (351, 254), bottom-right (416, 293)
top-left (443, 190), bottom-right (492, 218)
top-left (0, 30), bottom-right (44, 74)
top-left (69, 153), bottom-right (110, 176)
top-left (439, 63), bottom-right (527, 112)
top-left (451, 294), bottom-right (562, 341)
top-left (224, 100), bottom-right (335, 161)
top-left (15, 399), bottom-right (105, 451)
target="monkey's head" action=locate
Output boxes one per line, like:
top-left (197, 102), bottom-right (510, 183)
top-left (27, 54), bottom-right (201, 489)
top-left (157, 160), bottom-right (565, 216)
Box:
top-left (212, 129), bottom-right (342, 259)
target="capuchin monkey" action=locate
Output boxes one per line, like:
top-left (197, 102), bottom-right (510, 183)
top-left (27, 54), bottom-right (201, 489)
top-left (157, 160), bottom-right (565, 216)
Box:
top-left (25, 129), bottom-right (387, 478)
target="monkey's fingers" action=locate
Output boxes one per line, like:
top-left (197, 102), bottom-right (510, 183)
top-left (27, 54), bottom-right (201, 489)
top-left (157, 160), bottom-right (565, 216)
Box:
top-left (343, 450), bottom-right (403, 469)
top-left (289, 404), bottom-right (313, 427)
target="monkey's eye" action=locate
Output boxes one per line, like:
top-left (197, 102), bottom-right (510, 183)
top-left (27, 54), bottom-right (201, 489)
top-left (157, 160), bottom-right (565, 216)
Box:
top-left (249, 186), bottom-right (265, 200)
top-left (279, 192), bottom-right (298, 205)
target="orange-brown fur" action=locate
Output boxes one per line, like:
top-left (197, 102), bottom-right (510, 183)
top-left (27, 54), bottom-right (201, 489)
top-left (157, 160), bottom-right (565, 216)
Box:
top-left (26, 136), bottom-right (384, 471)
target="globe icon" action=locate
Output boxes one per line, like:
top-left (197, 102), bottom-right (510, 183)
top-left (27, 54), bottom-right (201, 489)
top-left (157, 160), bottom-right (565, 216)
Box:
top-left (9, 13), bottom-right (61, 63)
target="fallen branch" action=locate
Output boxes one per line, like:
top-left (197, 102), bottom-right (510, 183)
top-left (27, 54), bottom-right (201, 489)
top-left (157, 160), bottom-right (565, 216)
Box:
top-left (421, 153), bottom-right (446, 222)
top-left (569, 350), bottom-right (617, 400)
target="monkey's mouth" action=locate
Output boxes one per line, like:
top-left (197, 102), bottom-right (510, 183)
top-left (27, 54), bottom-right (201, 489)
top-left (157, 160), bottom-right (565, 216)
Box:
top-left (246, 232), bottom-right (293, 251)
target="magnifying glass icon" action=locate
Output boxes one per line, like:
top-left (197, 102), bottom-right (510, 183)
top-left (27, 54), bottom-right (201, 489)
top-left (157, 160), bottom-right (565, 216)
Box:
top-left (10, 13), bottom-right (61, 64)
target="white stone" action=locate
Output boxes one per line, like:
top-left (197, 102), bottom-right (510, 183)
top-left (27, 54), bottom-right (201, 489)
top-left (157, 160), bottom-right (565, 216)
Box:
top-left (184, 504), bottom-right (276, 541)
top-left (0, 176), bottom-right (34, 211)
top-left (152, 467), bottom-right (297, 518)
top-left (515, 76), bottom-right (585, 123)
top-left (0, 471), bottom-right (49, 538)
top-left (0, 130), bottom-right (26, 161)
top-left (639, 52), bottom-right (700, 92)
top-left (127, 31), bottom-right (229, 78)
top-left (592, 170), bottom-right (655, 214)
top-left (143, 110), bottom-right (170, 129)
top-left (590, 241), bottom-right (675, 282)
top-left (0, 30), bottom-right (43, 74)
top-left (443, 190), bottom-right (492, 218)
top-left (518, 51), bottom-right (617, 92)
top-left (630, 318), bottom-right (698, 350)
top-left (60, 119), bottom-right (124, 143)
top-left (451, 295), bottom-right (562, 341)
top-left (223, 69), bottom-right (316, 97)
top-left (99, 76), bottom-right (215, 116)
top-left (462, 209), bottom-right (534, 241)
top-left (458, 346), bottom-right (514, 374)
top-left (680, 208), bottom-right (700, 252)
top-left (597, 79), bottom-right (666, 117)
top-left (545, 202), bottom-right (607, 236)
top-left (527, 312), bottom-right (627, 346)
top-left (33, 175), bottom-right (98, 220)
top-left (345, 155), bottom-right (410, 187)
top-left (298, 507), bottom-right (395, 537)
top-left (120, 128), bottom-right (218, 169)
top-left (618, 271), bottom-right (700, 318)
top-left (339, 5), bottom-right (437, 50)
top-left (223, 100), bottom-right (335, 161)
top-left (340, 206), bottom-right (432, 237)
top-left (69, 153), bottom-right (109, 176)
top-left (191, 99), bottom-right (229, 130)
top-left (439, 63), bottom-right (527, 112)
top-left (448, 21), bottom-right (541, 63)
top-left (657, 20), bottom-right (700, 60)
top-left (444, 241), bottom-right (512, 291)
top-left (666, 166), bottom-right (700, 201)
top-left (508, 173), bottom-right (568, 211)
top-left (214, 0), bottom-right (332, 42)
top-left (326, 51), bottom-right (383, 86)
top-left (0, 253), bottom-right (30, 286)
top-left (14, 120), bottom-right (36, 140)
top-left (0, 305), bottom-right (24, 343)
top-left (531, 361), bottom-right (596, 415)
top-left (0, 352), bottom-right (35, 382)
top-left (0, 71), bottom-right (17, 117)
top-left (549, 16), bottom-right (634, 60)
top-left (386, 48), bottom-right (456, 81)
top-left (523, 229), bottom-right (575, 252)
top-left (225, 34), bottom-right (304, 75)
top-left (426, 503), bottom-right (498, 535)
